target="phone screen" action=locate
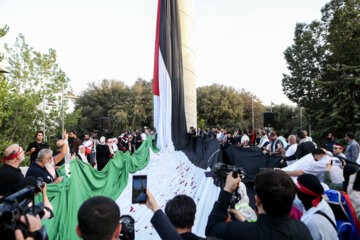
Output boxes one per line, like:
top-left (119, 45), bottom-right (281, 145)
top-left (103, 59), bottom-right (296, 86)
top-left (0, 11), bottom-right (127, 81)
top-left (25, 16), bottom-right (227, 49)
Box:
top-left (132, 175), bottom-right (147, 204)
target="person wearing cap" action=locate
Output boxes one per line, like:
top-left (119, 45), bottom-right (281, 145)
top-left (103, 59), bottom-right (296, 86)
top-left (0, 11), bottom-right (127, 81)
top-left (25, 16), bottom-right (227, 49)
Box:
top-left (296, 174), bottom-right (338, 240)
top-left (0, 144), bottom-right (25, 197)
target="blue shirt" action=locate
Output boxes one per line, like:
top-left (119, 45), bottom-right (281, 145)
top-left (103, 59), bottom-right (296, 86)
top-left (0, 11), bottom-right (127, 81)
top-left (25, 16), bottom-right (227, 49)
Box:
top-left (345, 140), bottom-right (360, 162)
top-left (26, 162), bottom-right (54, 183)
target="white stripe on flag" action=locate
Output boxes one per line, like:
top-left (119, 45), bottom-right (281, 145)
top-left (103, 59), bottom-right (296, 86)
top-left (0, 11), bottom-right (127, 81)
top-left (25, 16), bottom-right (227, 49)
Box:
top-left (156, 51), bottom-right (174, 151)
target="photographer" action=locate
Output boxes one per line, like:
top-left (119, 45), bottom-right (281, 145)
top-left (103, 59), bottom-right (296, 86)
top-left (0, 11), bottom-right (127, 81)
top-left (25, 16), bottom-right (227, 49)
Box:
top-left (0, 186), bottom-right (48, 240)
top-left (144, 190), bottom-right (183, 240)
top-left (205, 169), bottom-right (312, 240)
top-left (15, 177), bottom-right (54, 220)
top-left (14, 214), bottom-right (42, 240)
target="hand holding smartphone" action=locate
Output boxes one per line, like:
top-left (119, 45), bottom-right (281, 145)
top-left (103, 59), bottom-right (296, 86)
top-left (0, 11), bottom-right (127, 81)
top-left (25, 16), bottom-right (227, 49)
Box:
top-left (132, 175), bottom-right (147, 204)
top-left (331, 159), bottom-right (343, 166)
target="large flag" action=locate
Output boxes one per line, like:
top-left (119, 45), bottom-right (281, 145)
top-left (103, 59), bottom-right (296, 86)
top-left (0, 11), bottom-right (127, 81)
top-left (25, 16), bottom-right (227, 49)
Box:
top-left (153, 0), bottom-right (188, 151)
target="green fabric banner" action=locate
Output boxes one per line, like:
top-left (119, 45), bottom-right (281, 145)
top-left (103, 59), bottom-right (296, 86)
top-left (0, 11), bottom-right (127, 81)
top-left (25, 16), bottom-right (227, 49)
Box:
top-left (37, 137), bottom-right (158, 240)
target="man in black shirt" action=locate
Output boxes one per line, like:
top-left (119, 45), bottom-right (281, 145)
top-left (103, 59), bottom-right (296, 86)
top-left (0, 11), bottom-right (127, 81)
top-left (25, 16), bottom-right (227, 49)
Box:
top-left (0, 144), bottom-right (25, 196)
top-left (26, 149), bottom-right (63, 184)
top-left (206, 169), bottom-right (312, 240)
top-left (26, 131), bottom-right (50, 164)
top-left (165, 195), bottom-right (203, 240)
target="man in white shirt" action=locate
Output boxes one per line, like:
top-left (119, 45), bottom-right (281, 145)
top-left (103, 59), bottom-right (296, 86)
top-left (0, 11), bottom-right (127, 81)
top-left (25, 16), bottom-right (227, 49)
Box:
top-left (302, 130), bottom-right (313, 142)
top-left (257, 130), bottom-right (269, 148)
top-left (283, 148), bottom-right (329, 182)
top-left (296, 174), bottom-right (338, 240)
top-left (281, 135), bottom-right (297, 165)
top-left (240, 130), bottom-right (250, 148)
top-left (141, 128), bottom-right (148, 141)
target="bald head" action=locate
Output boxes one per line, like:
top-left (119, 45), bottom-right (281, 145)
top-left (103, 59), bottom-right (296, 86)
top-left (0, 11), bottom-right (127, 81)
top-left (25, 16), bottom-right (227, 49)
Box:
top-left (56, 140), bottom-right (65, 150)
top-left (288, 135), bottom-right (297, 145)
top-left (5, 144), bottom-right (20, 157)
top-left (4, 144), bottom-right (24, 166)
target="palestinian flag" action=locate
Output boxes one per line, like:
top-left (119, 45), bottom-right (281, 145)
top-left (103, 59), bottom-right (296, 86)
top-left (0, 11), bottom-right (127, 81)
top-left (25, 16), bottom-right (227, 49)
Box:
top-left (153, 0), bottom-right (188, 151)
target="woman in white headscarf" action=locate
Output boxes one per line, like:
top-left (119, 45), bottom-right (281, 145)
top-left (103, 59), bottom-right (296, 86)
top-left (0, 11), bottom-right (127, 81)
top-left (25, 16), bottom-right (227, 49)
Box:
top-left (77, 145), bottom-right (89, 164)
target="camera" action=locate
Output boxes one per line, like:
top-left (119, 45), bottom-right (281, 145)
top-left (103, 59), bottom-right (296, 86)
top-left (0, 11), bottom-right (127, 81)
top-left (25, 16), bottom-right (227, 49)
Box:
top-left (205, 163), bottom-right (246, 218)
top-left (0, 187), bottom-right (46, 240)
top-left (36, 177), bottom-right (45, 193)
top-left (205, 162), bottom-right (246, 180)
top-left (119, 215), bottom-right (134, 240)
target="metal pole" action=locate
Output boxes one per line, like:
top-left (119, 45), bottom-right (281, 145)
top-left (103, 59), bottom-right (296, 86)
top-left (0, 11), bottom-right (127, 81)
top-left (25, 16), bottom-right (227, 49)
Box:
top-left (62, 84), bottom-right (64, 138)
top-left (300, 107), bottom-right (303, 130)
top-left (43, 95), bottom-right (46, 141)
top-left (252, 99), bottom-right (255, 131)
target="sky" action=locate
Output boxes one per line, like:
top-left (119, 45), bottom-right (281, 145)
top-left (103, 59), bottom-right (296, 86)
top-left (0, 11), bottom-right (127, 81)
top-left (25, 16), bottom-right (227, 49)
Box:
top-left (0, 0), bottom-right (329, 106)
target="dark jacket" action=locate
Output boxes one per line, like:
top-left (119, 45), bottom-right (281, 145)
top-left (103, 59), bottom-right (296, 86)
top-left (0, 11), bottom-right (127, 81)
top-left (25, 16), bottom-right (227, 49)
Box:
top-left (96, 144), bottom-right (111, 171)
top-left (181, 232), bottom-right (204, 240)
top-left (206, 190), bottom-right (312, 240)
top-left (151, 209), bottom-right (183, 240)
top-left (284, 141), bottom-right (315, 161)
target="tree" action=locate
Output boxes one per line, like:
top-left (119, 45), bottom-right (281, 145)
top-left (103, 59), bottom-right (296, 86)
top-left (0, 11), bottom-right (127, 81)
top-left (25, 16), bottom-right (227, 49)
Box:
top-left (75, 78), bottom-right (153, 136)
top-left (1, 34), bottom-right (70, 146)
top-left (197, 84), bottom-right (265, 130)
top-left (282, 0), bottom-right (360, 143)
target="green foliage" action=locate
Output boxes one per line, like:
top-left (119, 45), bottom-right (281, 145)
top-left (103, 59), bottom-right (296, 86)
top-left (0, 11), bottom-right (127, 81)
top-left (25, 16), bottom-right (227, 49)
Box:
top-left (282, 0), bottom-right (360, 144)
top-left (75, 78), bottom-right (153, 136)
top-left (0, 34), bottom-right (70, 154)
top-left (197, 84), bottom-right (265, 130)
top-left (265, 104), bottom-right (307, 136)
top-left (197, 118), bottom-right (206, 129)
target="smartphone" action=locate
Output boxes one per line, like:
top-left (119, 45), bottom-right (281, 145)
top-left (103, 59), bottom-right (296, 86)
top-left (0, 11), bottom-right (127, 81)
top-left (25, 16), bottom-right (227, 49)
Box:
top-left (332, 159), bottom-right (343, 166)
top-left (132, 175), bottom-right (147, 204)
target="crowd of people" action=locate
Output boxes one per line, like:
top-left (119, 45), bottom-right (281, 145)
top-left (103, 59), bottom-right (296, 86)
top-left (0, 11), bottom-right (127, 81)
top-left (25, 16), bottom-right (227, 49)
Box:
top-left (0, 126), bottom-right (360, 240)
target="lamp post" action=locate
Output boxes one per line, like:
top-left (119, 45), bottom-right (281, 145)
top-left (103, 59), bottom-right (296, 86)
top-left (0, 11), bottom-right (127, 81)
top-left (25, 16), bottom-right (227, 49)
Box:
top-left (61, 84), bottom-right (78, 138)
top-left (42, 98), bottom-right (56, 141)
top-left (270, 101), bottom-right (275, 112)
top-left (252, 98), bottom-right (258, 131)
top-left (300, 107), bottom-right (304, 130)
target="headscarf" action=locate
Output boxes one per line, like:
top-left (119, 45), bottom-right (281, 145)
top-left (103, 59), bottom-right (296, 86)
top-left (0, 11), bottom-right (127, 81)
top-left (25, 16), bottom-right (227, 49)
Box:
top-left (78, 145), bottom-right (88, 164)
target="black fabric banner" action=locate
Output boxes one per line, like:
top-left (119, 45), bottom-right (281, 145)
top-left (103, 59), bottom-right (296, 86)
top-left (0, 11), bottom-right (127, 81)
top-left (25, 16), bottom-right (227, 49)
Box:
top-left (158, 0), bottom-right (188, 151)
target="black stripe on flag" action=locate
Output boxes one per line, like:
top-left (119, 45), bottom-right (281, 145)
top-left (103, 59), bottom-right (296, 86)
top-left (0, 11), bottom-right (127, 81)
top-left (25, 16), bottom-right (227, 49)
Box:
top-left (158, 0), bottom-right (188, 150)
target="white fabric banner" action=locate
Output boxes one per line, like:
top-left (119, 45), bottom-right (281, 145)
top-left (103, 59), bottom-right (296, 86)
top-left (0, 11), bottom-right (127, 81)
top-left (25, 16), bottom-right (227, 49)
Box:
top-left (115, 149), bottom-right (220, 239)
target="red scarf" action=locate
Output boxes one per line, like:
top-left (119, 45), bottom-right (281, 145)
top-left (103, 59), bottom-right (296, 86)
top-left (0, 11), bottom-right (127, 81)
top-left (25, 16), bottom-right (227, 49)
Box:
top-left (2, 146), bottom-right (22, 163)
top-left (296, 181), bottom-right (323, 207)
